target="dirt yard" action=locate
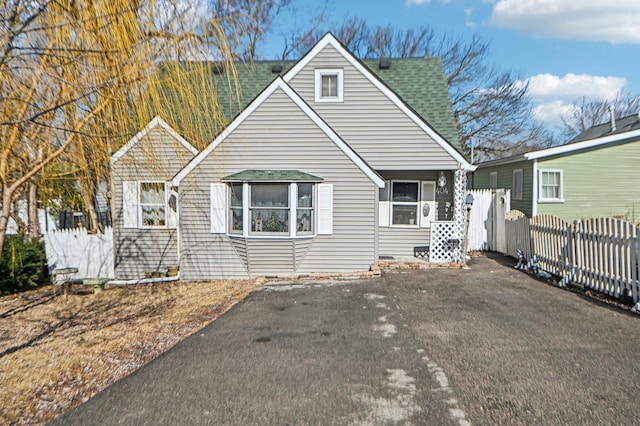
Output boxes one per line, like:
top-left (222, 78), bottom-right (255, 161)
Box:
top-left (0, 279), bottom-right (259, 425)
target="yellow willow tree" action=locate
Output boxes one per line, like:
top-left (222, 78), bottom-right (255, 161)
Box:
top-left (0, 0), bottom-right (236, 254)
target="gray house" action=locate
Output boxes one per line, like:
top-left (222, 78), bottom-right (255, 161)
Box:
top-left (111, 33), bottom-right (474, 280)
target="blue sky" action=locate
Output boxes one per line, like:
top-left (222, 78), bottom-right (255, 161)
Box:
top-left (260, 0), bottom-right (640, 132)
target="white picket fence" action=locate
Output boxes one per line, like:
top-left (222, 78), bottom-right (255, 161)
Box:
top-left (44, 226), bottom-right (114, 279)
top-left (504, 212), bottom-right (640, 303)
top-left (467, 189), bottom-right (510, 252)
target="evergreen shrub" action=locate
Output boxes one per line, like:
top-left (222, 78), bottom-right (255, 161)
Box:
top-left (0, 235), bottom-right (48, 295)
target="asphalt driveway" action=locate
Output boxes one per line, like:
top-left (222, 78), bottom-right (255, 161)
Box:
top-left (53, 253), bottom-right (640, 425)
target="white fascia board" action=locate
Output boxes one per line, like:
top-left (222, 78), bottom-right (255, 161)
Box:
top-left (278, 82), bottom-right (384, 188)
top-left (173, 78), bottom-right (384, 188)
top-left (110, 116), bottom-right (199, 165)
top-left (282, 33), bottom-right (475, 172)
top-left (525, 129), bottom-right (640, 160)
top-left (172, 78), bottom-right (284, 186)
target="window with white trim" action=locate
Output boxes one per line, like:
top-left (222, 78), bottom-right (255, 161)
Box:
top-left (219, 182), bottom-right (325, 237)
top-left (140, 182), bottom-right (166, 227)
top-left (229, 183), bottom-right (243, 234)
top-left (539, 169), bottom-right (563, 202)
top-left (122, 181), bottom-right (177, 229)
top-left (489, 171), bottom-right (498, 189)
top-left (512, 169), bottom-right (523, 201)
top-left (250, 183), bottom-right (290, 235)
top-left (296, 183), bottom-right (314, 235)
top-left (391, 181), bottom-right (419, 226)
top-left (314, 69), bottom-right (343, 102)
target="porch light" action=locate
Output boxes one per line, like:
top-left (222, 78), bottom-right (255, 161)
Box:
top-left (438, 171), bottom-right (447, 188)
top-left (465, 193), bottom-right (474, 211)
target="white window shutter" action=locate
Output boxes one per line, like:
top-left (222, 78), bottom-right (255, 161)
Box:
top-left (210, 183), bottom-right (227, 233)
top-left (122, 181), bottom-right (138, 229)
top-left (317, 183), bottom-right (333, 235)
top-left (167, 187), bottom-right (178, 229)
top-left (420, 181), bottom-right (436, 228)
top-left (378, 202), bottom-right (390, 227)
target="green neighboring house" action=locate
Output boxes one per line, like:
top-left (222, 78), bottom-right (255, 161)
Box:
top-left (473, 114), bottom-right (640, 223)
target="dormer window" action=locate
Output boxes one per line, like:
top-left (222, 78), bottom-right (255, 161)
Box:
top-left (315, 69), bottom-right (343, 102)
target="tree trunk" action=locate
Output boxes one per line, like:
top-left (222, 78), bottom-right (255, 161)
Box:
top-left (0, 188), bottom-right (12, 256)
top-left (80, 183), bottom-right (99, 232)
top-left (11, 196), bottom-right (25, 234)
top-left (27, 181), bottom-right (40, 240)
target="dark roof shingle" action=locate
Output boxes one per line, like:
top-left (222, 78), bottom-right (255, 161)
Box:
top-left (157, 56), bottom-right (460, 149)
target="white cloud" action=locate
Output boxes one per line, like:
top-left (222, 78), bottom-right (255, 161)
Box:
top-left (489, 0), bottom-right (640, 44)
top-left (405, 0), bottom-right (453, 5)
top-left (526, 73), bottom-right (627, 102)
top-left (522, 73), bottom-right (627, 127)
top-left (532, 101), bottom-right (577, 127)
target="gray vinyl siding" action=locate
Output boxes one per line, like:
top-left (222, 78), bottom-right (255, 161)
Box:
top-left (111, 126), bottom-right (195, 279)
top-left (377, 170), bottom-right (454, 257)
top-left (473, 160), bottom-right (534, 216)
top-left (287, 45), bottom-right (459, 170)
top-left (379, 228), bottom-right (430, 258)
top-left (179, 87), bottom-right (377, 279)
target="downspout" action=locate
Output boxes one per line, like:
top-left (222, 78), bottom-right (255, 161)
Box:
top-left (374, 182), bottom-right (379, 263)
top-left (532, 159), bottom-right (538, 216)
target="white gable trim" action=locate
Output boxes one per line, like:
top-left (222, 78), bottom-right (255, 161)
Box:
top-left (525, 128), bottom-right (640, 160)
top-left (282, 33), bottom-right (475, 172)
top-left (110, 116), bottom-right (199, 165)
top-left (173, 78), bottom-right (384, 188)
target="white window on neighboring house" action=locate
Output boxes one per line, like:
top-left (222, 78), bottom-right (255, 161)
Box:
top-left (314, 69), bottom-right (343, 102)
top-left (538, 169), bottom-right (563, 202)
top-left (391, 181), bottom-right (419, 227)
top-left (140, 182), bottom-right (166, 227)
top-left (489, 171), bottom-right (498, 189)
top-left (512, 169), bottom-right (523, 201)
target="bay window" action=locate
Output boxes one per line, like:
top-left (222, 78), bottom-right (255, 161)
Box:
top-left (297, 183), bottom-right (314, 235)
top-left (250, 183), bottom-right (289, 235)
top-left (229, 183), bottom-right (243, 234)
top-left (217, 171), bottom-right (328, 237)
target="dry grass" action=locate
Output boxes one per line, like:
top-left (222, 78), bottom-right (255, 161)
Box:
top-left (0, 279), bottom-right (259, 425)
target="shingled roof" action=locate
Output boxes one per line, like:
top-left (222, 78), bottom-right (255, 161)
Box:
top-left (567, 113), bottom-right (640, 144)
top-left (157, 56), bottom-right (460, 149)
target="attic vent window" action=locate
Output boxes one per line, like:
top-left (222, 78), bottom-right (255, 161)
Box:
top-left (314, 69), bottom-right (344, 103)
top-left (212, 64), bottom-right (225, 74)
top-left (271, 64), bottom-right (283, 73)
top-left (379, 60), bottom-right (391, 70)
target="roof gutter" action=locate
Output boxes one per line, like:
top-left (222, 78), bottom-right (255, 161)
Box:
top-left (525, 128), bottom-right (640, 160)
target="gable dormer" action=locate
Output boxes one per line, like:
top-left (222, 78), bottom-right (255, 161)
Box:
top-left (282, 33), bottom-right (470, 171)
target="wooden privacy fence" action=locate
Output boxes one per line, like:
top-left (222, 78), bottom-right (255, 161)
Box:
top-left (504, 214), bottom-right (640, 303)
top-left (504, 210), bottom-right (532, 261)
top-left (44, 226), bottom-right (114, 279)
